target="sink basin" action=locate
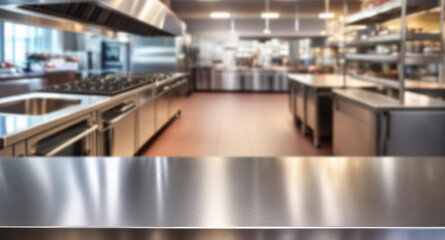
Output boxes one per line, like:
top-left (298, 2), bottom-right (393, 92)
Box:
top-left (0, 98), bottom-right (81, 116)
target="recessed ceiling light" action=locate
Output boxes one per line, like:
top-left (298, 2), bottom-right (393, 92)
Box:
top-left (261, 12), bottom-right (280, 19)
top-left (210, 12), bottom-right (231, 19)
top-left (318, 12), bottom-right (335, 19)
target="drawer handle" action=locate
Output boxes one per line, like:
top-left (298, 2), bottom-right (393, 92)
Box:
top-left (34, 125), bottom-right (98, 157)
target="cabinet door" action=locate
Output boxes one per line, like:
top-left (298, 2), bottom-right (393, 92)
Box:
top-left (138, 99), bottom-right (156, 149)
top-left (333, 97), bottom-right (376, 156)
top-left (110, 110), bottom-right (136, 156)
top-left (156, 91), bottom-right (169, 131)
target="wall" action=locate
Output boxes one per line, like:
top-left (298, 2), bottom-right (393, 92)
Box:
top-left (130, 36), bottom-right (178, 73)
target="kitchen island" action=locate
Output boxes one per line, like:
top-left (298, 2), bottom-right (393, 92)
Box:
top-left (0, 156), bottom-right (444, 239)
top-left (333, 89), bottom-right (445, 156)
top-left (288, 74), bottom-right (445, 148)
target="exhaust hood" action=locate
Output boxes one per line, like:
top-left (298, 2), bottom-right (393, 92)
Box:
top-left (0, 0), bottom-right (186, 37)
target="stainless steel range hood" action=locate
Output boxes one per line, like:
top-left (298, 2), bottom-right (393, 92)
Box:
top-left (0, 0), bottom-right (186, 37)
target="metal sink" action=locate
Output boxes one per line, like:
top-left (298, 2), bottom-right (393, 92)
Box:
top-left (0, 98), bottom-right (81, 116)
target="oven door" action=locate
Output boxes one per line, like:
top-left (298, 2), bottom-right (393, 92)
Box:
top-left (27, 114), bottom-right (97, 157)
top-left (100, 100), bottom-right (137, 157)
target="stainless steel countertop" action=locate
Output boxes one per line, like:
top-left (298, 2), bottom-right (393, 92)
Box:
top-left (1, 157), bottom-right (445, 228)
top-left (288, 74), bottom-right (445, 90)
top-left (288, 74), bottom-right (375, 88)
top-left (334, 89), bottom-right (445, 110)
top-left (0, 92), bottom-right (110, 148)
top-left (212, 66), bottom-right (293, 73)
top-left (0, 73), bottom-right (188, 149)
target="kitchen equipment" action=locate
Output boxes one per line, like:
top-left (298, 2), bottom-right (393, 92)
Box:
top-left (0, 0), bottom-right (184, 37)
top-left (43, 73), bottom-right (172, 96)
top-left (169, 78), bottom-right (188, 118)
top-left (0, 97), bottom-right (81, 116)
top-left (137, 87), bottom-right (156, 149)
top-left (99, 98), bottom-right (137, 156)
top-left (27, 114), bottom-right (97, 156)
top-left (155, 81), bottom-right (171, 132)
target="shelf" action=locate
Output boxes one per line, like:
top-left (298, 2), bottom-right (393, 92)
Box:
top-left (348, 72), bottom-right (400, 89)
top-left (405, 55), bottom-right (442, 64)
top-left (346, 54), bottom-right (399, 63)
top-left (346, 0), bottom-right (438, 25)
top-left (345, 54), bottom-right (442, 64)
top-left (345, 33), bottom-right (442, 47)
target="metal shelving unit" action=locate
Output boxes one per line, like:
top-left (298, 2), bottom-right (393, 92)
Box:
top-left (343, 0), bottom-right (444, 104)
top-left (346, 0), bottom-right (438, 25)
top-left (345, 32), bottom-right (441, 47)
top-left (345, 53), bottom-right (442, 64)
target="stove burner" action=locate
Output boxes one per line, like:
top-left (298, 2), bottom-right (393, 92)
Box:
top-left (43, 73), bottom-right (173, 96)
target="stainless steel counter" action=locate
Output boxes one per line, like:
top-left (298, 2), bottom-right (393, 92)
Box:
top-left (334, 88), bottom-right (445, 110)
top-left (194, 67), bottom-right (292, 92)
top-left (288, 73), bottom-right (445, 90)
top-left (0, 92), bottom-right (110, 148)
top-left (0, 73), bottom-right (188, 149)
top-left (0, 157), bottom-right (444, 239)
top-left (288, 74), bottom-right (375, 88)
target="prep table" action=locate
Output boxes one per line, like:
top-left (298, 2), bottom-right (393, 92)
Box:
top-left (333, 89), bottom-right (445, 156)
top-left (0, 157), bottom-right (444, 239)
top-left (288, 74), bottom-right (445, 147)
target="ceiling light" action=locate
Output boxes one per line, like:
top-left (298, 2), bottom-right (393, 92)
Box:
top-left (261, 12), bottom-right (280, 19)
top-left (318, 12), bottom-right (335, 19)
top-left (263, 28), bottom-right (271, 34)
top-left (210, 12), bottom-right (231, 19)
top-left (319, 0), bottom-right (335, 19)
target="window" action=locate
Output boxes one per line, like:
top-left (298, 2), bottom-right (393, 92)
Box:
top-left (3, 22), bottom-right (63, 67)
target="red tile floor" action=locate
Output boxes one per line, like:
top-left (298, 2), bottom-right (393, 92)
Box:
top-left (140, 93), bottom-right (332, 157)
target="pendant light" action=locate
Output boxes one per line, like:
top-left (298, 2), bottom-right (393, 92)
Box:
top-left (319, 0), bottom-right (335, 19)
top-left (295, 2), bottom-right (299, 32)
top-left (263, 0), bottom-right (271, 34)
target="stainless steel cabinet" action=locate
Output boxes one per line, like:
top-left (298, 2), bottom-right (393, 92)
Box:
top-left (100, 98), bottom-right (137, 157)
top-left (155, 85), bottom-right (170, 131)
top-left (211, 70), bottom-right (242, 91)
top-left (169, 80), bottom-right (181, 118)
top-left (272, 72), bottom-right (288, 92)
top-left (295, 83), bottom-right (305, 129)
top-left (170, 78), bottom-right (188, 117)
top-left (0, 146), bottom-right (12, 157)
top-left (194, 67), bottom-right (211, 91)
top-left (384, 111), bottom-right (445, 156)
top-left (333, 97), bottom-right (376, 156)
top-left (244, 70), bottom-right (271, 91)
top-left (138, 87), bottom-right (156, 149)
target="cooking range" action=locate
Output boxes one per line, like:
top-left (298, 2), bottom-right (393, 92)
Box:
top-left (43, 73), bottom-right (172, 96)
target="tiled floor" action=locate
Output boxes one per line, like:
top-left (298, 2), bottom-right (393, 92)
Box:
top-left (141, 92), bottom-right (332, 157)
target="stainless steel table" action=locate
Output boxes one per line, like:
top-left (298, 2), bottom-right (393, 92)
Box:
top-left (288, 74), bottom-right (445, 148)
top-left (0, 157), bottom-right (444, 239)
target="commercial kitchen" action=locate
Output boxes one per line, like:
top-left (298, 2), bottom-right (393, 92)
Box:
top-left (0, 0), bottom-right (445, 239)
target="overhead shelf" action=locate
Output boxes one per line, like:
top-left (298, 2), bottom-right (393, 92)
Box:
top-left (348, 72), bottom-right (400, 89)
top-left (346, 54), bottom-right (399, 63)
top-left (346, 0), bottom-right (439, 25)
top-left (345, 32), bottom-right (442, 47)
top-left (345, 54), bottom-right (442, 64)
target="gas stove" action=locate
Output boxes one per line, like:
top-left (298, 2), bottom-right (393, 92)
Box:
top-left (43, 73), bottom-right (173, 96)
